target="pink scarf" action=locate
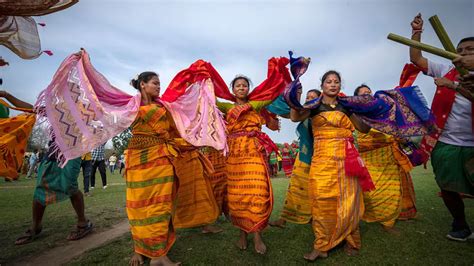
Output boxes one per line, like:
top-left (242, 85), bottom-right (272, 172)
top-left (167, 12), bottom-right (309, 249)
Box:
top-left (36, 49), bottom-right (227, 166)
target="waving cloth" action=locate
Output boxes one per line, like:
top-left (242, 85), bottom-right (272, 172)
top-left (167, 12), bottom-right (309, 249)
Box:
top-left (0, 0), bottom-right (78, 16)
top-left (211, 57), bottom-right (291, 130)
top-left (0, 16), bottom-right (44, 59)
top-left (283, 52), bottom-right (435, 138)
top-left (35, 50), bottom-right (227, 167)
top-left (0, 99), bottom-right (36, 179)
top-left (161, 65), bottom-right (228, 152)
top-left (35, 50), bottom-right (141, 167)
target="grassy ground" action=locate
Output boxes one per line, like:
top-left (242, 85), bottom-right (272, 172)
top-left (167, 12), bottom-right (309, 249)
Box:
top-left (0, 169), bottom-right (127, 264)
top-left (1, 166), bottom-right (473, 265)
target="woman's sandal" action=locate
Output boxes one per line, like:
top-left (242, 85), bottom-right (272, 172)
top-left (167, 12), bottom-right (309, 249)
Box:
top-left (15, 227), bottom-right (43, 245)
top-left (67, 220), bottom-right (93, 241)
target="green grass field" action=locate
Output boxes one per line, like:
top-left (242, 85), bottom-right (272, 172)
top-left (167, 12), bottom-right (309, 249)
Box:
top-left (1, 166), bottom-right (473, 265)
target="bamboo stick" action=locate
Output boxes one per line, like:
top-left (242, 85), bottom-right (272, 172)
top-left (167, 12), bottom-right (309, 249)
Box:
top-left (429, 15), bottom-right (456, 53)
top-left (387, 33), bottom-right (458, 59)
top-left (429, 15), bottom-right (468, 75)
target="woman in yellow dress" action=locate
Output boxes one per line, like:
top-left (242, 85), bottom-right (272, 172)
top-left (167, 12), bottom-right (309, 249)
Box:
top-left (269, 89), bottom-right (320, 228)
top-left (354, 85), bottom-right (417, 231)
top-left (290, 71), bottom-right (371, 261)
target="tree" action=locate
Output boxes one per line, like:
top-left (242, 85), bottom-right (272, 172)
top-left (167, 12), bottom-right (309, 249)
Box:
top-left (112, 127), bottom-right (132, 155)
top-left (26, 121), bottom-right (49, 151)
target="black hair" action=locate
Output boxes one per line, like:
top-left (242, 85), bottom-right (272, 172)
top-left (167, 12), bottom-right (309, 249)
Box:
top-left (130, 71), bottom-right (158, 90)
top-left (354, 84), bottom-right (372, 96)
top-left (458, 37), bottom-right (474, 47)
top-left (230, 76), bottom-right (251, 89)
top-left (320, 70), bottom-right (341, 86)
top-left (307, 89), bottom-right (321, 97)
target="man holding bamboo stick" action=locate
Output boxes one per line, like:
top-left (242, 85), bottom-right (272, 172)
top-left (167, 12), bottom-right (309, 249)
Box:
top-left (409, 13), bottom-right (474, 242)
top-left (453, 55), bottom-right (474, 99)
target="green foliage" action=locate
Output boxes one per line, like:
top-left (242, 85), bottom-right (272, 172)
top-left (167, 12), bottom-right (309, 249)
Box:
top-left (112, 128), bottom-right (132, 155)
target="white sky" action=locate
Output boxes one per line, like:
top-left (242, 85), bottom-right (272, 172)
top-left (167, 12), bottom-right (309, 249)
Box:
top-left (1, 0), bottom-right (473, 143)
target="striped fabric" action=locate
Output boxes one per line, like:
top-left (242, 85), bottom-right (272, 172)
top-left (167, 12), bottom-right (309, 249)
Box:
top-left (310, 111), bottom-right (363, 252)
top-left (399, 170), bottom-right (417, 220)
top-left (357, 129), bottom-right (416, 226)
top-left (280, 156), bottom-right (311, 224)
top-left (225, 106), bottom-right (273, 233)
top-left (125, 104), bottom-right (176, 259)
top-left (202, 147), bottom-right (228, 214)
top-left (172, 146), bottom-right (219, 229)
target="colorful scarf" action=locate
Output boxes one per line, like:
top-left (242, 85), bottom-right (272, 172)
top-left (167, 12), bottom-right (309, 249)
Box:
top-left (36, 49), bottom-right (227, 166)
top-left (283, 52), bottom-right (435, 138)
top-left (209, 56), bottom-right (291, 129)
top-left (161, 78), bottom-right (228, 153)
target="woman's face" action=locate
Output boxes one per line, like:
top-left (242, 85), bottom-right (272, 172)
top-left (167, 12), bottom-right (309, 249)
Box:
top-left (232, 78), bottom-right (250, 100)
top-left (140, 76), bottom-right (160, 98)
top-left (357, 86), bottom-right (372, 96)
top-left (321, 74), bottom-right (341, 97)
top-left (305, 91), bottom-right (319, 102)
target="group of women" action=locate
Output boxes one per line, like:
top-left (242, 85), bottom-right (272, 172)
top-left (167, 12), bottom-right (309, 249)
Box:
top-left (1, 48), bottom-right (435, 266)
top-left (126, 58), bottom-right (428, 262)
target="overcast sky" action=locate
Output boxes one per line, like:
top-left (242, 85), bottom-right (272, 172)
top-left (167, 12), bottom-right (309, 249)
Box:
top-left (1, 0), bottom-right (473, 144)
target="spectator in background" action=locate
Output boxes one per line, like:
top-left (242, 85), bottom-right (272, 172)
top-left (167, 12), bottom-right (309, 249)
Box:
top-left (108, 153), bottom-right (117, 174)
top-left (81, 152), bottom-right (92, 196)
top-left (91, 143), bottom-right (107, 190)
top-left (119, 154), bottom-right (125, 175)
top-left (26, 149), bottom-right (39, 179)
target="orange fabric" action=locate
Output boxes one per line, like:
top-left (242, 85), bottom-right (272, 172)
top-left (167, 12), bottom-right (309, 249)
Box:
top-left (309, 111), bottom-right (363, 251)
top-left (0, 112), bottom-right (36, 179)
top-left (172, 143), bottom-right (219, 229)
top-left (225, 105), bottom-right (273, 233)
top-left (202, 147), bottom-right (228, 214)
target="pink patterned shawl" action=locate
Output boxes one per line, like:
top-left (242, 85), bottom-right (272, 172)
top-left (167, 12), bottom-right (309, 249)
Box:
top-left (35, 49), bottom-right (227, 166)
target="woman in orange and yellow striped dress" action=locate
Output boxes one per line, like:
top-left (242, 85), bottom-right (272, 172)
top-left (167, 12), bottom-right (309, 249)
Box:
top-left (217, 76), bottom-right (276, 255)
top-left (354, 85), bottom-right (416, 230)
top-left (125, 72), bottom-right (179, 266)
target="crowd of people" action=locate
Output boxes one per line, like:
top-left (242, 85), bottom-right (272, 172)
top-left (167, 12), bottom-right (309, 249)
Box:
top-left (0, 13), bottom-right (473, 266)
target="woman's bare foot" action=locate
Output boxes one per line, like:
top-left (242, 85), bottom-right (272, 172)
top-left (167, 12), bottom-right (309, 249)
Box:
top-left (253, 232), bottom-right (267, 254)
top-left (150, 255), bottom-right (181, 266)
top-left (268, 219), bottom-right (286, 229)
top-left (303, 249), bottom-right (328, 261)
top-left (202, 224), bottom-right (224, 234)
top-left (343, 244), bottom-right (359, 256)
top-left (236, 230), bottom-right (248, 250)
top-left (129, 252), bottom-right (144, 266)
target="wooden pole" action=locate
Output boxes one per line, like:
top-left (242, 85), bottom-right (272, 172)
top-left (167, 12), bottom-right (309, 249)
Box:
top-left (387, 33), bottom-right (458, 59)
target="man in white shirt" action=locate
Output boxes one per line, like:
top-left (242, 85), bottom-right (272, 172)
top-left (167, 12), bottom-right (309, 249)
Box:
top-left (410, 13), bottom-right (474, 241)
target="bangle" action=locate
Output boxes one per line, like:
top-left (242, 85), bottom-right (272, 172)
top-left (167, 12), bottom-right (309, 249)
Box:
top-left (412, 29), bottom-right (423, 35)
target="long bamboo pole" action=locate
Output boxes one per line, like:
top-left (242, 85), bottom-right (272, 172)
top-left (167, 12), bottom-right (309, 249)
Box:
top-left (387, 33), bottom-right (458, 59)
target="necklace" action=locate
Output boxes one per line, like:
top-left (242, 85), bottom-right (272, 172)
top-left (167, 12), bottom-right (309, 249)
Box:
top-left (322, 101), bottom-right (337, 108)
